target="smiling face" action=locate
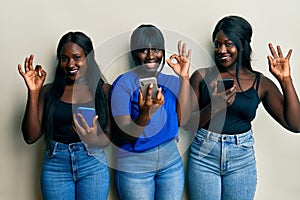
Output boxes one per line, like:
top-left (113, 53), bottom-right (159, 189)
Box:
top-left (130, 25), bottom-right (165, 74)
top-left (136, 45), bottom-right (163, 72)
top-left (214, 30), bottom-right (239, 70)
top-left (60, 42), bottom-right (87, 81)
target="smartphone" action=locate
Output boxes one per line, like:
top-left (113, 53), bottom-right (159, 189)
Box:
top-left (139, 77), bottom-right (159, 99)
top-left (76, 107), bottom-right (96, 127)
top-left (217, 78), bottom-right (234, 92)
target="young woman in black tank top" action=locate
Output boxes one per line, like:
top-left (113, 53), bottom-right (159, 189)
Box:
top-left (187, 15), bottom-right (300, 200)
top-left (18, 31), bottom-right (111, 200)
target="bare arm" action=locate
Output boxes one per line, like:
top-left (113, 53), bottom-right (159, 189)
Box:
top-left (113, 84), bottom-right (165, 144)
top-left (18, 54), bottom-right (47, 144)
top-left (166, 41), bottom-right (192, 126)
top-left (261, 43), bottom-right (300, 132)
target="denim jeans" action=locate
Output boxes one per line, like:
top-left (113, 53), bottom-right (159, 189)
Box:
top-left (114, 139), bottom-right (184, 200)
top-left (188, 128), bottom-right (257, 200)
top-left (41, 141), bottom-right (110, 200)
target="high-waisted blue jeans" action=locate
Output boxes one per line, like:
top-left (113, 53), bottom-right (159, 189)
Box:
top-left (188, 128), bottom-right (257, 200)
top-left (114, 139), bottom-right (184, 200)
top-left (41, 141), bottom-right (110, 200)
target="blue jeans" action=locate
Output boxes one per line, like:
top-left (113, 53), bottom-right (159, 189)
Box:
top-left (114, 139), bottom-right (184, 200)
top-left (41, 141), bottom-right (110, 200)
top-left (188, 128), bottom-right (257, 200)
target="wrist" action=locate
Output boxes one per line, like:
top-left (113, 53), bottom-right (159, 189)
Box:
top-left (278, 76), bottom-right (293, 89)
top-left (179, 75), bottom-right (190, 81)
top-left (28, 90), bottom-right (40, 96)
top-left (282, 76), bottom-right (292, 80)
top-left (279, 76), bottom-right (292, 83)
top-left (135, 111), bottom-right (150, 126)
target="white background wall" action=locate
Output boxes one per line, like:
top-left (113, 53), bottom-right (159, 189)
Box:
top-left (1, 0), bottom-right (300, 199)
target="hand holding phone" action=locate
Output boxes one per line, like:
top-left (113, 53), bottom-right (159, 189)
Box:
top-left (217, 78), bottom-right (234, 93)
top-left (76, 107), bottom-right (96, 127)
top-left (139, 77), bottom-right (159, 99)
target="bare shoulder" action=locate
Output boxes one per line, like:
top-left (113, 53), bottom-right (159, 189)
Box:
top-left (190, 68), bottom-right (207, 82)
top-left (102, 83), bottom-right (112, 97)
top-left (257, 73), bottom-right (279, 98)
top-left (190, 67), bottom-right (217, 86)
top-left (191, 68), bottom-right (206, 77)
top-left (259, 74), bottom-right (277, 88)
top-left (40, 83), bottom-right (52, 97)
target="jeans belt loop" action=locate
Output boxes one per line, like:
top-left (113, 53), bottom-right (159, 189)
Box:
top-left (205, 132), bottom-right (210, 142)
top-left (235, 135), bottom-right (239, 145)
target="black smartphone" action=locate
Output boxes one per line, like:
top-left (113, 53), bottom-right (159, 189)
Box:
top-left (217, 78), bottom-right (234, 92)
top-left (139, 77), bottom-right (159, 99)
top-left (76, 107), bottom-right (96, 127)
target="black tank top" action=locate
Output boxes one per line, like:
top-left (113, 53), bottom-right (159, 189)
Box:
top-left (200, 73), bottom-right (261, 134)
top-left (52, 100), bottom-right (94, 144)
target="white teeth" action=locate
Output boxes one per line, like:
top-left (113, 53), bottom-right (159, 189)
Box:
top-left (67, 69), bottom-right (78, 75)
top-left (221, 56), bottom-right (230, 60)
top-left (146, 62), bottom-right (156, 67)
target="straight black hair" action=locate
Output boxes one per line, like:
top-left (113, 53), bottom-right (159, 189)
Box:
top-left (42, 31), bottom-right (108, 141)
top-left (213, 15), bottom-right (254, 71)
top-left (212, 15), bottom-right (255, 91)
top-left (130, 24), bottom-right (165, 68)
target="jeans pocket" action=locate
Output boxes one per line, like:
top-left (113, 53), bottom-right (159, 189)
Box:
top-left (43, 147), bottom-right (55, 158)
top-left (192, 133), bottom-right (205, 146)
top-left (86, 147), bottom-right (105, 156)
top-left (191, 131), bottom-right (215, 159)
top-left (239, 135), bottom-right (254, 150)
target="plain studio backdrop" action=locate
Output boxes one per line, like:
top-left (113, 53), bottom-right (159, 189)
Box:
top-left (1, 0), bottom-right (300, 199)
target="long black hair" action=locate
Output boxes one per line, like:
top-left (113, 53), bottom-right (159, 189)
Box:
top-left (42, 31), bottom-right (108, 140)
top-left (130, 24), bottom-right (165, 74)
top-left (212, 16), bottom-right (255, 79)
